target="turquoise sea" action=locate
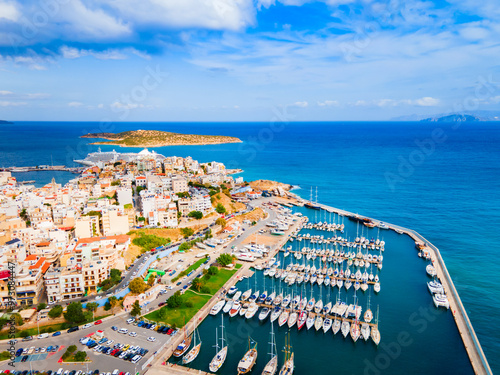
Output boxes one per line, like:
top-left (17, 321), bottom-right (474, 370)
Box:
top-left (0, 121), bottom-right (498, 373)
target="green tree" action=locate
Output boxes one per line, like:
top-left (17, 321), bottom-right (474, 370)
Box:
top-left (129, 277), bottom-right (147, 294)
top-left (110, 269), bottom-right (122, 283)
top-left (192, 277), bottom-right (203, 292)
top-left (74, 351), bottom-right (87, 362)
top-left (215, 203), bottom-right (226, 214)
top-left (180, 227), bottom-right (194, 238)
top-left (188, 211), bottom-right (203, 220)
top-left (67, 345), bottom-right (77, 353)
top-left (37, 303), bottom-right (47, 311)
top-left (215, 218), bottom-right (226, 227)
top-left (19, 330), bottom-right (30, 338)
top-left (85, 302), bottom-right (98, 313)
top-left (157, 307), bottom-right (168, 320)
top-left (216, 253), bottom-right (234, 267)
top-left (167, 291), bottom-right (183, 308)
top-left (48, 305), bottom-right (63, 319)
top-left (111, 180), bottom-right (121, 186)
top-left (108, 296), bottom-right (119, 314)
top-left (208, 266), bottom-right (218, 275)
top-left (130, 300), bottom-right (141, 317)
top-left (64, 302), bottom-right (86, 324)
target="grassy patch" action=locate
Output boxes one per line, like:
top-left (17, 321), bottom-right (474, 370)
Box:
top-left (144, 291), bottom-right (210, 328)
top-left (171, 256), bottom-right (208, 282)
top-left (145, 266), bottom-right (237, 327)
top-left (132, 232), bottom-right (171, 253)
top-left (202, 268), bottom-right (237, 294)
top-left (0, 351), bottom-right (11, 361)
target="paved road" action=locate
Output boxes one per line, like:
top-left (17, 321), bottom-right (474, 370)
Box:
top-left (0, 199), bottom-right (278, 373)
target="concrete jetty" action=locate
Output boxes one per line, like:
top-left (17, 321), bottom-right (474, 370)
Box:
top-left (291, 197), bottom-right (493, 375)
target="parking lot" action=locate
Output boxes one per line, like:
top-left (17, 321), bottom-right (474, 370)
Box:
top-left (0, 316), bottom-right (175, 374)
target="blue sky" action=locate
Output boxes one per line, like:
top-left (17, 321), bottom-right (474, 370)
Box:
top-left (1, 0), bottom-right (500, 121)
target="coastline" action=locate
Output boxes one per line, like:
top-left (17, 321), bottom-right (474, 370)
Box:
top-left (88, 139), bottom-right (243, 148)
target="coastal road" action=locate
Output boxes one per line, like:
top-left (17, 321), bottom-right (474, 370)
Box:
top-left (0, 200), bottom-right (280, 373)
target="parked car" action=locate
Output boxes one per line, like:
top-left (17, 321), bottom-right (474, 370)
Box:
top-left (94, 320), bottom-right (102, 325)
top-left (146, 337), bottom-right (156, 342)
top-left (82, 323), bottom-right (92, 329)
top-left (52, 331), bottom-right (61, 337)
top-left (67, 326), bottom-right (79, 333)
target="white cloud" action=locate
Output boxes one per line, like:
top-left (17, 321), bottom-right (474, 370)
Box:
top-left (110, 101), bottom-right (144, 110)
top-left (97, 104), bottom-right (104, 109)
top-left (318, 100), bottom-right (339, 107)
top-left (0, 101), bottom-right (26, 107)
top-left (0, 90), bottom-right (14, 95)
top-left (68, 102), bottom-right (83, 107)
top-left (106, 0), bottom-right (256, 31)
top-left (293, 101), bottom-right (308, 107)
top-left (0, 1), bottom-right (20, 21)
top-left (414, 97), bottom-right (440, 106)
top-left (60, 46), bottom-right (130, 60)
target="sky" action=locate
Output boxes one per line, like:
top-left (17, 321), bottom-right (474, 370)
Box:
top-left (1, 0), bottom-right (500, 121)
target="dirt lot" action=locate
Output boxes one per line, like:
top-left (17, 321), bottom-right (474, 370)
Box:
top-left (211, 192), bottom-right (246, 214)
top-left (249, 179), bottom-right (292, 191)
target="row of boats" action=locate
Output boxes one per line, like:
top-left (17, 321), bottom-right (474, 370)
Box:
top-left (209, 287), bottom-right (381, 344)
top-left (178, 314), bottom-right (295, 375)
top-left (283, 246), bottom-right (384, 266)
top-left (418, 242), bottom-right (450, 309)
top-left (291, 233), bottom-right (386, 251)
top-left (265, 267), bottom-right (380, 293)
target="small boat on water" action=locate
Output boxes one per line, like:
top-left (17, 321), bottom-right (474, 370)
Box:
top-left (332, 318), bottom-right (341, 335)
top-left (259, 307), bottom-right (271, 321)
top-left (433, 293), bottom-right (450, 309)
top-left (210, 300), bottom-right (225, 315)
top-left (306, 312), bottom-right (316, 330)
top-left (341, 319), bottom-right (350, 338)
top-left (229, 301), bottom-right (241, 317)
top-left (240, 302), bottom-right (249, 317)
top-left (361, 323), bottom-right (370, 341)
top-left (209, 315), bottom-right (228, 372)
top-left (314, 299), bottom-right (323, 314)
top-left (182, 325), bottom-right (202, 364)
top-left (266, 292), bottom-right (276, 305)
top-left (297, 311), bottom-right (307, 330)
top-left (270, 306), bottom-right (282, 323)
top-left (374, 282), bottom-right (380, 293)
top-left (278, 333), bottom-right (294, 375)
top-left (249, 290), bottom-right (260, 303)
top-left (228, 286), bottom-right (238, 295)
top-left (371, 306), bottom-right (381, 345)
top-left (262, 323), bottom-right (278, 375)
top-left (314, 315), bottom-right (323, 331)
top-left (306, 298), bottom-right (315, 312)
top-left (299, 297), bottom-right (307, 311)
top-left (233, 291), bottom-right (242, 301)
top-left (241, 289), bottom-right (252, 301)
top-left (237, 338), bottom-right (258, 375)
top-left (323, 318), bottom-right (332, 333)
top-left (287, 311), bottom-right (298, 328)
top-left (350, 321), bottom-right (360, 342)
top-left (223, 300), bottom-right (233, 314)
top-left (427, 280), bottom-right (444, 294)
top-left (426, 264), bottom-right (437, 277)
top-left (278, 309), bottom-right (290, 327)
top-left (173, 326), bottom-right (192, 357)
top-left (245, 302), bottom-right (259, 319)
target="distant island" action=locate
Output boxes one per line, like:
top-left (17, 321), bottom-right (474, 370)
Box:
top-left (0, 120), bottom-right (13, 124)
top-left (420, 114), bottom-right (483, 122)
top-left (81, 129), bottom-right (242, 147)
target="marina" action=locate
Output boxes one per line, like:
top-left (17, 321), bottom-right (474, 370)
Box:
top-left (158, 198), bottom-right (489, 375)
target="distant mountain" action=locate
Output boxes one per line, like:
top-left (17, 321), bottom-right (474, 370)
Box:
top-left (393, 111), bottom-right (500, 122)
top-left (420, 114), bottom-right (483, 122)
top-left (0, 120), bottom-right (13, 124)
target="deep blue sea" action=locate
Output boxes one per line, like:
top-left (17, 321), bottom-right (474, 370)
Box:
top-left (0, 121), bottom-right (498, 373)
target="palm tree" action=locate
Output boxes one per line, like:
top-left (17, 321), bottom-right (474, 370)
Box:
top-left (192, 278), bottom-right (203, 292)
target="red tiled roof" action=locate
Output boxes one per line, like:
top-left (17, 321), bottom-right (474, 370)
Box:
top-left (29, 257), bottom-right (46, 270)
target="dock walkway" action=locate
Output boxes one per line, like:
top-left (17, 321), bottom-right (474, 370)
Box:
top-left (289, 196), bottom-right (493, 375)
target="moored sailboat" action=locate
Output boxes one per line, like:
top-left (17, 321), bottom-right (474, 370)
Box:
top-left (237, 338), bottom-right (258, 375)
